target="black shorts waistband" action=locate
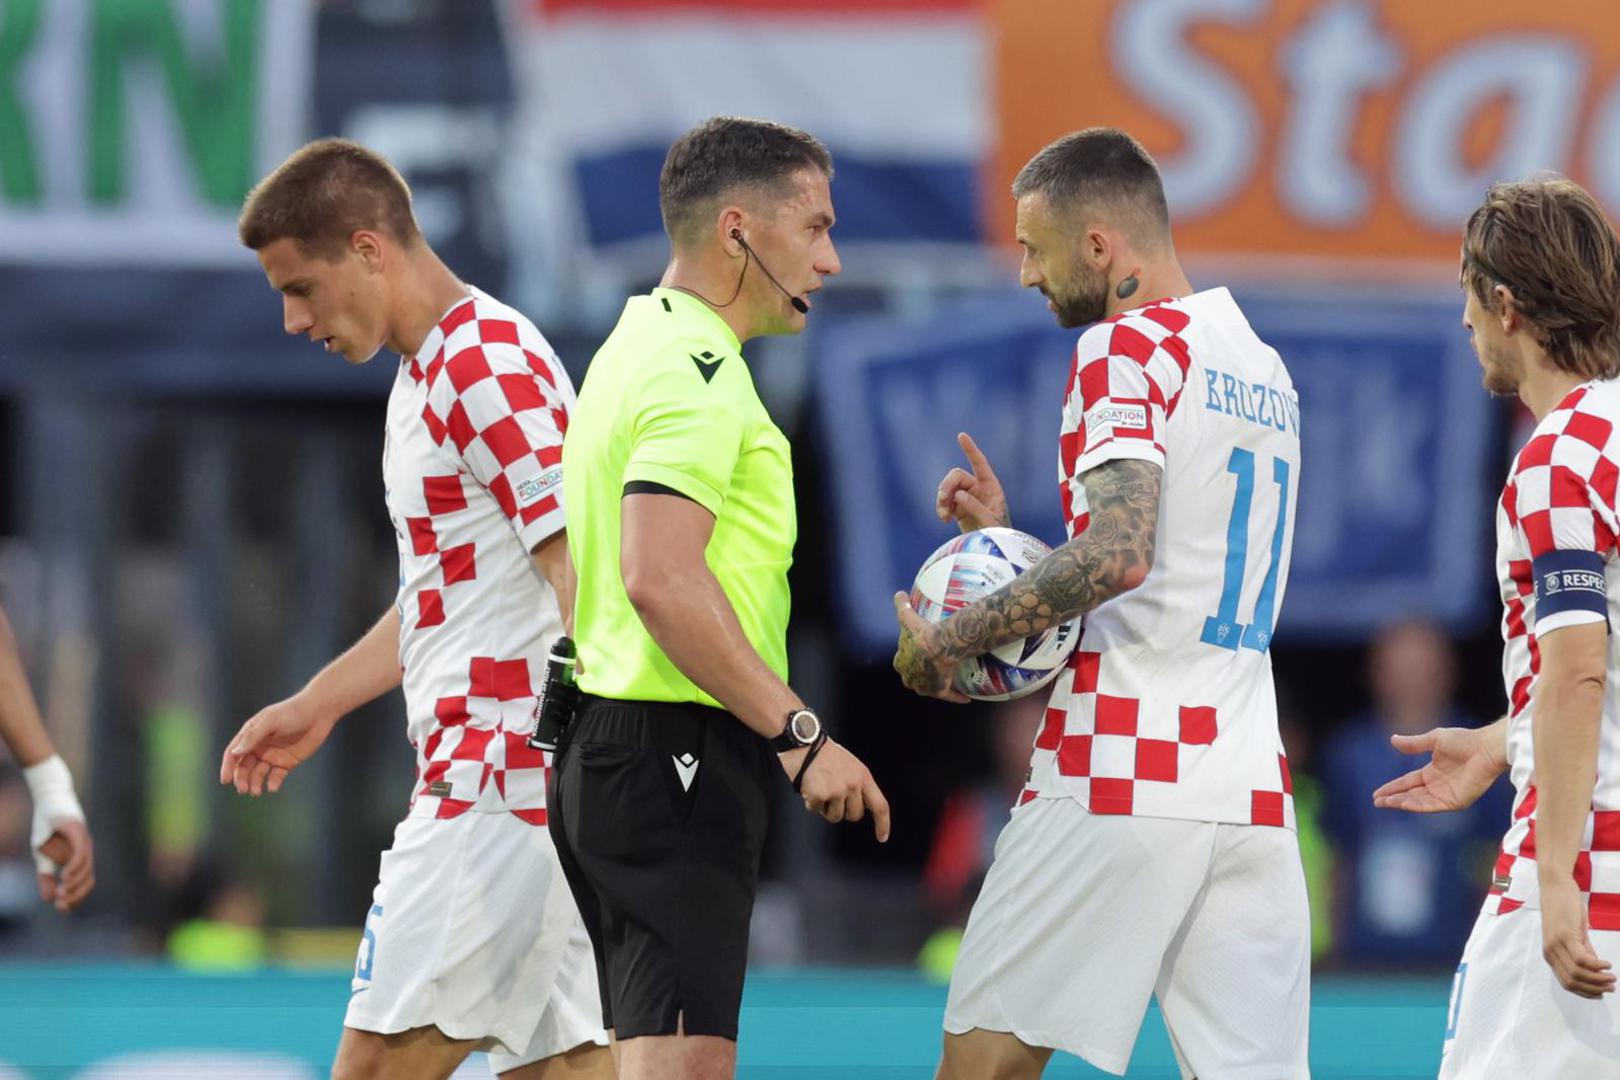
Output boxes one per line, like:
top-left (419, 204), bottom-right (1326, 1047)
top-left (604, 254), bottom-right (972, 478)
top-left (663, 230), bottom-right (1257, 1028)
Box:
top-left (570, 694), bottom-right (761, 757)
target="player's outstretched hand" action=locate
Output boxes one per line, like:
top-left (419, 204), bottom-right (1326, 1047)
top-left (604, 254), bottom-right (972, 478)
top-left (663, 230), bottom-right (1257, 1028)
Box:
top-left (1540, 877), bottom-right (1617, 998)
top-left (936, 432), bottom-right (1011, 534)
top-left (37, 821), bottom-right (93, 914)
top-left (1371, 724), bottom-right (1507, 813)
top-left (790, 738), bottom-right (891, 842)
top-left (892, 594), bottom-right (970, 704)
top-left (220, 696), bottom-right (335, 797)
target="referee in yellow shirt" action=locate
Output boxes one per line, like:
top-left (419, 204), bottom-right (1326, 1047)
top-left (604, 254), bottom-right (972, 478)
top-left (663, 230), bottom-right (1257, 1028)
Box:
top-left (551, 117), bottom-right (891, 1080)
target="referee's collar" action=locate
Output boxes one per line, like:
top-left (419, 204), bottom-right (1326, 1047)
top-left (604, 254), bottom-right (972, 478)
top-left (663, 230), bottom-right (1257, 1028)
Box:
top-left (651, 287), bottom-right (741, 354)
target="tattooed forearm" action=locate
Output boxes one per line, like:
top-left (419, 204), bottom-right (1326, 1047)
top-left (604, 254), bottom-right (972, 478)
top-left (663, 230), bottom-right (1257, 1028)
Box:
top-left (932, 459), bottom-right (1161, 662)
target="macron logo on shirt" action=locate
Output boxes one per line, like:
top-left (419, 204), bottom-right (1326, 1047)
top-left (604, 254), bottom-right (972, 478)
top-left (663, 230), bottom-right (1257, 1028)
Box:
top-left (692, 352), bottom-right (724, 383)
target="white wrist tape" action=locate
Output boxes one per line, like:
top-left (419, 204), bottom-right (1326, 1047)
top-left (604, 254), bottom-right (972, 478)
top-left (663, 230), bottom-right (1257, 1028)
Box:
top-left (23, 755), bottom-right (84, 874)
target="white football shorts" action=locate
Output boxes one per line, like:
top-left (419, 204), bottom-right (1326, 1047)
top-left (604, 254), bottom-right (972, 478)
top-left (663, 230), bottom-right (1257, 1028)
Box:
top-left (344, 811), bottom-right (607, 1071)
top-left (1440, 905), bottom-right (1620, 1079)
top-left (944, 797), bottom-right (1310, 1078)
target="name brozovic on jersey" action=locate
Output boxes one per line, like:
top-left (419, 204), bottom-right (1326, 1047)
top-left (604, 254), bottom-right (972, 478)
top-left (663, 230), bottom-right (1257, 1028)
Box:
top-left (1021, 288), bottom-right (1303, 828)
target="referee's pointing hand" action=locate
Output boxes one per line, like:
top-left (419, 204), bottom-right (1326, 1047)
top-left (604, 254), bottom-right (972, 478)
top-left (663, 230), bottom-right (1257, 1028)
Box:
top-left (785, 739), bottom-right (891, 842)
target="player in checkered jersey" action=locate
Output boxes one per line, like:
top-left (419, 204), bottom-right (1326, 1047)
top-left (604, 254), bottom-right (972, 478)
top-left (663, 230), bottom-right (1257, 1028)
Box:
top-left (1374, 178), bottom-right (1620, 1078)
top-left (894, 128), bottom-right (1309, 1078)
top-left (220, 140), bottom-right (612, 1080)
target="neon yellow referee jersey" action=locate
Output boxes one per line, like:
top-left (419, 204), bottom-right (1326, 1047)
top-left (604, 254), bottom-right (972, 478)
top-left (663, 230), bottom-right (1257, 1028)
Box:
top-left (564, 287), bottom-right (796, 705)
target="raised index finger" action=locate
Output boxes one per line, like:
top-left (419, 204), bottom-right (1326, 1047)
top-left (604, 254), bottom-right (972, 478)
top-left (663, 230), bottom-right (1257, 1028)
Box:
top-left (958, 432), bottom-right (997, 482)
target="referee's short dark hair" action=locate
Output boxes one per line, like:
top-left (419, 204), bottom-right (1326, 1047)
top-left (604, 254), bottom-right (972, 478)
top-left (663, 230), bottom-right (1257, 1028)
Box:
top-left (659, 117), bottom-right (834, 247)
top-left (238, 137), bottom-right (422, 259)
top-left (1013, 128), bottom-right (1171, 249)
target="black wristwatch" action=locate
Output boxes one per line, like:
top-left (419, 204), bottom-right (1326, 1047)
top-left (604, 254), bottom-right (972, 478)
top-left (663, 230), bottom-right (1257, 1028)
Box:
top-left (770, 708), bottom-right (823, 753)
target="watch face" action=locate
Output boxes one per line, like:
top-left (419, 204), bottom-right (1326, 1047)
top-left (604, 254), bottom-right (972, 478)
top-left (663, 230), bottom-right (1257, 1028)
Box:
top-left (790, 710), bottom-right (821, 744)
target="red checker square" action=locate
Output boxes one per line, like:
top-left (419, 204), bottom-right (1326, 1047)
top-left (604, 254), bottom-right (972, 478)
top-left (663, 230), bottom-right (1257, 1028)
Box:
top-left (1521, 819), bottom-right (1538, 859)
top-left (1017, 788), bottom-right (1037, 806)
top-left (1574, 852), bottom-right (1593, 891)
top-left (512, 807), bottom-right (549, 826)
top-left (1508, 560), bottom-right (1533, 596)
top-left (447, 347), bottom-right (494, 393)
top-left (1157, 332), bottom-right (1191, 374)
top-left (1592, 455), bottom-right (1619, 507)
top-left (1056, 733), bottom-right (1091, 777)
top-left (1550, 465), bottom-right (1595, 508)
top-left (524, 349), bottom-right (558, 387)
top-left (1109, 322), bottom-right (1156, 365)
top-left (424, 356), bottom-right (445, 387)
top-left (1519, 434), bottom-right (1556, 469)
top-left (1140, 304), bottom-right (1190, 334)
top-left (1078, 358), bottom-right (1111, 408)
top-left (498, 372), bottom-right (547, 413)
top-left (421, 729), bottom-right (444, 761)
top-left (441, 299), bottom-right (476, 334)
top-left (1071, 650), bottom-right (1101, 694)
top-left (1035, 707), bottom-right (1065, 751)
top-left (421, 404), bottom-right (448, 446)
top-left (1069, 511), bottom-right (1090, 538)
top-left (1279, 752), bottom-right (1293, 795)
top-left (1089, 777), bottom-right (1134, 814)
top-left (452, 727), bottom-right (495, 761)
top-left (1498, 897), bottom-right (1524, 915)
top-left (434, 696), bottom-right (469, 727)
top-left (1516, 786), bottom-right (1539, 819)
top-left (407, 517), bottom-right (438, 556)
top-left (493, 769), bottom-right (505, 799)
top-left (1590, 892), bottom-right (1620, 931)
top-left (423, 474), bottom-right (467, 515)
top-left (471, 657), bottom-right (533, 701)
top-left (1565, 410), bottom-right (1613, 451)
top-left (1094, 694), bottom-right (1138, 736)
top-left (434, 797), bottom-right (473, 820)
top-left (421, 760), bottom-right (450, 787)
top-left (487, 473), bottom-right (519, 519)
top-left (1135, 739), bottom-right (1178, 783)
top-left (479, 319), bottom-right (520, 346)
top-left (1504, 598), bottom-right (1526, 639)
top-left (519, 494), bottom-right (559, 526)
top-left (550, 406), bottom-right (569, 436)
top-left (1178, 706), bottom-right (1217, 745)
top-left (417, 588), bottom-right (445, 628)
top-left (1510, 675), bottom-right (1532, 717)
top-left (1592, 811), bottom-right (1620, 851)
top-left (505, 733), bottom-right (547, 769)
top-left (1251, 790), bottom-right (1285, 826)
top-left (440, 543), bottom-right (477, 585)
top-left (537, 444), bottom-right (562, 469)
top-left (1501, 484), bottom-right (1520, 528)
top-left (482, 415), bottom-right (533, 468)
top-left (1059, 481), bottom-right (1074, 526)
top-left (1491, 851), bottom-right (1517, 886)
top-left (446, 400), bottom-right (478, 453)
top-left (1059, 430), bottom-right (1083, 477)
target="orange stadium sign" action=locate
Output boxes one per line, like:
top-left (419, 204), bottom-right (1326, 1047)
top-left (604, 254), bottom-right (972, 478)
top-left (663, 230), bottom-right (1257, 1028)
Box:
top-left (990, 0), bottom-right (1620, 272)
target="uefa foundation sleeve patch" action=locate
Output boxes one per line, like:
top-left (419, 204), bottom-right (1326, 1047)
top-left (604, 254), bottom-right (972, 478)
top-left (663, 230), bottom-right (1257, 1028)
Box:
top-left (1532, 549), bottom-right (1609, 627)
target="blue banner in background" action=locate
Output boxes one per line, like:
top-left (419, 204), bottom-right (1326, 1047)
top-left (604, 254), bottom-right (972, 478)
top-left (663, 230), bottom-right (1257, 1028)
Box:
top-left (812, 288), bottom-right (1499, 657)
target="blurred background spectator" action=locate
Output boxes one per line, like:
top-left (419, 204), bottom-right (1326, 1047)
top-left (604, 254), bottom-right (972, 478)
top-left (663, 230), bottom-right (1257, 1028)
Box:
top-left (1319, 620), bottom-right (1513, 967)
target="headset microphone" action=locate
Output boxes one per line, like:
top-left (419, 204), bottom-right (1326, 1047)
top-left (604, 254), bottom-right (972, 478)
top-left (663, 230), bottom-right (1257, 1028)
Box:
top-left (730, 230), bottom-right (809, 314)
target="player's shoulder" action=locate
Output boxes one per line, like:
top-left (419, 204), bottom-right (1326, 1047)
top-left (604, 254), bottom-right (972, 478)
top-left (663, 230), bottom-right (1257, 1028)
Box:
top-left (427, 290), bottom-right (566, 394)
top-left (1075, 297), bottom-right (1196, 363)
top-left (1517, 380), bottom-right (1620, 474)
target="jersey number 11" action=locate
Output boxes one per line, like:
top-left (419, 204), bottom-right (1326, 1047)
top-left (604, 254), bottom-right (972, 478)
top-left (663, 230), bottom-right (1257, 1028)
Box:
top-left (1201, 447), bottom-right (1291, 654)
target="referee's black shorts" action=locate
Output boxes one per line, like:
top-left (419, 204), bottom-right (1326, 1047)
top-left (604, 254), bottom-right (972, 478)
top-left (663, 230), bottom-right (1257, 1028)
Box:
top-left (547, 693), bottom-right (774, 1040)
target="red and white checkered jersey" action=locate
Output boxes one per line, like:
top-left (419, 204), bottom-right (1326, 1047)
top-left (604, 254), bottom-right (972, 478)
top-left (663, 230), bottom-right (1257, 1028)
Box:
top-left (383, 288), bottom-right (575, 826)
top-left (1021, 288), bottom-right (1302, 828)
top-left (1486, 380), bottom-right (1620, 931)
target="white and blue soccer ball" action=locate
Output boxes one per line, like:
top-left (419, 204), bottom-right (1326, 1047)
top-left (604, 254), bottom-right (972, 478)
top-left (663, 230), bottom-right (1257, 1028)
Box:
top-left (909, 527), bottom-right (1082, 702)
